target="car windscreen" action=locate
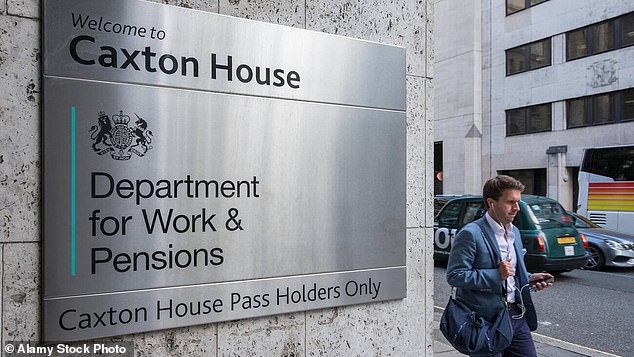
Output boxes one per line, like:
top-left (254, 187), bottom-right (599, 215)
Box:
top-left (572, 214), bottom-right (600, 229)
top-left (525, 201), bottom-right (574, 228)
top-left (434, 198), bottom-right (450, 217)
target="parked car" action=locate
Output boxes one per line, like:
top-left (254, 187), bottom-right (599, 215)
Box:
top-left (433, 195), bottom-right (588, 273)
top-left (570, 212), bottom-right (634, 270)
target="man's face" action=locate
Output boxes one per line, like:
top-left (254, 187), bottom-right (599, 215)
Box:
top-left (488, 189), bottom-right (521, 225)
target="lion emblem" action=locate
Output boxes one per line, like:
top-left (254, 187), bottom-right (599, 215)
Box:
top-left (90, 112), bottom-right (113, 152)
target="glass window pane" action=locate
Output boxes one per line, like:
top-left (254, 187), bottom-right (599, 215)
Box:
top-left (592, 22), bottom-right (614, 54)
top-left (529, 39), bottom-right (551, 69)
top-left (586, 147), bottom-right (634, 181)
top-left (462, 202), bottom-right (485, 225)
top-left (506, 46), bottom-right (526, 75)
top-left (567, 98), bottom-right (587, 128)
top-left (507, 0), bottom-right (525, 14)
top-left (623, 89), bottom-right (634, 121)
top-left (567, 29), bottom-right (588, 60)
top-left (529, 104), bottom-right (551, 132)
top-left (530, 0), bottom-right (548, 5)
top-left (621, 13), bottom-right (634, 47)
top-left (438, 202), bottom-right (461, 226)
top-left (592, 94), bottom-right (614, 124)
top-left (507, 109), bottom-right (526, 135)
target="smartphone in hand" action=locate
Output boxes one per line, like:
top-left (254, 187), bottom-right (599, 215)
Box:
top-left (530, 277), bottom-right (554, 288)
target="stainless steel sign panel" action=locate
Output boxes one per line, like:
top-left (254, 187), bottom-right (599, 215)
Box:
top-left (43, 0), bottom-right (405, 111)
top-left (43, 0), bottom-right (406, 342)
top-left (44, 267), bottom-right (405, 341)
top-left (43, 78), bottom-right (406, 296)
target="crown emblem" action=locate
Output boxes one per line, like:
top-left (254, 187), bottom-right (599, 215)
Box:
top-left (112, 110), bottom-right (130, 125)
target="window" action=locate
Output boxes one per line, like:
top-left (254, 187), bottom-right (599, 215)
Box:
top-left (506, 103), bottom-right (552, 136)
top-left (623, 89), bottom-right (634, 121)
top-left (592, 22), bottom-right (614, 54)
top-left (507, 108), bottom-right (527, 135)
top-left (592, 94), bottom-right (614, 124)
top-left (526, 201), bottom-right (573, 229)
top-left (566, 89), bottom-right (634, 129)
top-left (506, 38), bottom-right (551, 75)
top-left (506, 0), bottom-right (548, 15)
top-left (567, 98), bottom-right (587, 128)
top-left (566, 12), bottom-right (634, 61)
top-left (506, 47), bottom-right (526, 74)
top-left (571, 214), bottom-right (600, 229)
top-left (462, 202), bottom-right (485, 225)
top-left (529, 40), bottom-right (550, 69)
top-left (499, 169), bottom-right (547, 196)
top-left (438, 202), bottom-right (461, 226)
top-left (529, 103), bottom-right (551, 132)
top-left (434, 197), bottom-right (451, 218)
top-left (566, 29), bottom-right (588, 60)
top-left (622, 12), bottom-right (634, 46)
top-left (506, 0), bottom-right (524, 15)
top-left (581, 146), bottom-right (634, 181)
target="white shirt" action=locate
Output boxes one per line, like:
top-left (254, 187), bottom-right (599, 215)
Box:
top-left (485, 212), bottom-right (517, 303)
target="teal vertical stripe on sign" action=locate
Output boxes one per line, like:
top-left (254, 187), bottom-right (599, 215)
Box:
top-left (71, 106), bottom-right (76, 276)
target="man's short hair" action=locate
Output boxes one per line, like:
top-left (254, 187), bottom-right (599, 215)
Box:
top-left (483, 175), bottom-right (525, 208)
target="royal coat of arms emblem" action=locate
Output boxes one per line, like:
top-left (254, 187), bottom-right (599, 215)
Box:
top-left (90, 110), bottom-right (153, 160)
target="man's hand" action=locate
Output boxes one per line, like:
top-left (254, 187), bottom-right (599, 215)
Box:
top-left (498, 258), bottom-right (515, 280)
top-left (529, 272), bottom-right (554, 291)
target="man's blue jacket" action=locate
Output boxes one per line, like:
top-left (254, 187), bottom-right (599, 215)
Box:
top-left (446, 216), bottom-right (538, 331)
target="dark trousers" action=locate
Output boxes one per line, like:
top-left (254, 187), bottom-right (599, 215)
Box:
top-left (470, 304), bottom-right (537, 357)
top-left (498, 304), bottom-right (537, 357)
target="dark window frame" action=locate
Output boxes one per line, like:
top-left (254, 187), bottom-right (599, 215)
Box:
top-left (566, 97), bottom-right (588, 128)
top-left (566, 88), bottom-right (634, 129)
top-left (506, 37), bottom-right (552, 76)
top-left (506, 0), bottom-right (549, 16)
top-left (506, 103), bottom-right (552, 136)
top-left (566, 12), bottom-right (634, 61)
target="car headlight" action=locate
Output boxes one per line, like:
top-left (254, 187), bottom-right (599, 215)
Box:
top-left (606, 240), bottom-right (625, 250)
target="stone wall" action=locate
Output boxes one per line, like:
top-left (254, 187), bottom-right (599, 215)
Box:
top-left (0, 0), bottom-right (434, 355)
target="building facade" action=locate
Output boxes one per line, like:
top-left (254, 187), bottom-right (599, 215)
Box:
top-left (435, 0), bottom-right (634, 211)
top-left (0, 0), bottom-right (434, 355)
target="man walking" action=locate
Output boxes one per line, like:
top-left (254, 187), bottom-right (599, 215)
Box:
top-left (447, 175), bottom-right (553, 356)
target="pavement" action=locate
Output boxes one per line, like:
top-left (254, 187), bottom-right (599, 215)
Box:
top-left (432, 308), bottom-right (621, 357)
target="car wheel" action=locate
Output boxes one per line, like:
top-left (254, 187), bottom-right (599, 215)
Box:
top-left (584, 244), bottom-right (605, 271)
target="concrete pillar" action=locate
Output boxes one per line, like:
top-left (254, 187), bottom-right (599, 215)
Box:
top-left (464, 124), bottom-right (483, 194)
top-left (547, 145), bottom-right (573, 209)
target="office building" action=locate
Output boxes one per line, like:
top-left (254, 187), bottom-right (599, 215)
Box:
top-left (435, 0), bottom-right (634, 210)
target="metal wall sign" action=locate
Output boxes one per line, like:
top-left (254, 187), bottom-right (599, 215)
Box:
top-left (42, 0), bottom-right (406, 342)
